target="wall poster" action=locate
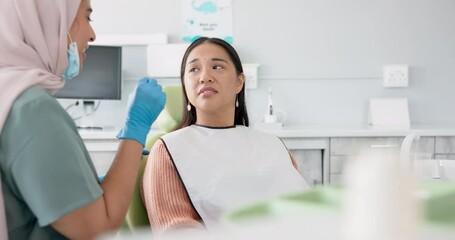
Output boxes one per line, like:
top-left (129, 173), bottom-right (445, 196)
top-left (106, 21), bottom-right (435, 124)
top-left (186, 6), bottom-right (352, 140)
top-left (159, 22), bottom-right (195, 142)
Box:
top-left (182, 0), bottom-right (233, 43)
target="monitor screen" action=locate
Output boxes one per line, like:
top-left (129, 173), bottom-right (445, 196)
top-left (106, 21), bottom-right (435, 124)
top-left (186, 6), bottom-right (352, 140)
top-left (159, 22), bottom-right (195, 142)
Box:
top-left (55, 45), bottom-right (122, 100)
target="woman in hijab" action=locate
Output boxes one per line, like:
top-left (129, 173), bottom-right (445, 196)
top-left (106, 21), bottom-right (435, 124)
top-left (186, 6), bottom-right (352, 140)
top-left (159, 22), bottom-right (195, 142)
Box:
top-left (0, 0), bottom-right (166, 239)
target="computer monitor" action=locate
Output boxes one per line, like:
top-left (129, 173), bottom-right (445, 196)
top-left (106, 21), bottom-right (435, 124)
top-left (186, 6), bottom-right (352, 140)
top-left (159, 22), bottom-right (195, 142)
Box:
top-left (55, 45), bottom-right (122, 100)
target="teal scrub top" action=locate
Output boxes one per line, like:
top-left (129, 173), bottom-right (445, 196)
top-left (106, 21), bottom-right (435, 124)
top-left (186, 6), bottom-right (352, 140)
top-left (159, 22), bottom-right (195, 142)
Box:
top-left (0, 87), bottom-right (103, 239)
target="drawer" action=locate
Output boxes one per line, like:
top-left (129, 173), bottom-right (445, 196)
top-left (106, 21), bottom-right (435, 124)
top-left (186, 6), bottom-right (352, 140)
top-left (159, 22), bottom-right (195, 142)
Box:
top-left (435, 137), bottom-right (455, 154)
top-left (330, 137), bottom-right (435, 156)
top-left (434, 154), bottom-right (455, 160)
top-left (330, 137), bottom-right (403, 156)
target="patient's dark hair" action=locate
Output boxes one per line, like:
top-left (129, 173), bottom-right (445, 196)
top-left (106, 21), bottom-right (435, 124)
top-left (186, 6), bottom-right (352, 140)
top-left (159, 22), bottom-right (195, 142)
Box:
top-left (176, 37), bottom-right (249, 129)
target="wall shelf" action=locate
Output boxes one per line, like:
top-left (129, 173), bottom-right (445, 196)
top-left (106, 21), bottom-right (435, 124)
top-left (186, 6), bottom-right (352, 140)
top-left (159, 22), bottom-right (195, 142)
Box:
top-left (91, 33), bottom-right (168, 46)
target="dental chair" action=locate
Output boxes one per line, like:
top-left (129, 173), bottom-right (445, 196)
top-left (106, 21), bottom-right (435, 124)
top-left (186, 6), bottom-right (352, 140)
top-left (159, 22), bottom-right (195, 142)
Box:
top-left (124, 85), bottom-right (184, 231)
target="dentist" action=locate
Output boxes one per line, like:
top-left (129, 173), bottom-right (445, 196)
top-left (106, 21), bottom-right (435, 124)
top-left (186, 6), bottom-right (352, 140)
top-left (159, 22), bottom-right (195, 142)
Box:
top-left (0, 0), bottom-right (165, 239)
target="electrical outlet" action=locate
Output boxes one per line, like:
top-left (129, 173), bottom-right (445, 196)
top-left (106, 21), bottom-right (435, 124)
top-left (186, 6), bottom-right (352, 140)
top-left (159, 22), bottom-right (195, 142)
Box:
top-left (243, 64), bottom-right (260, 89)
top-left (383, 65), bottom-right (409, 87)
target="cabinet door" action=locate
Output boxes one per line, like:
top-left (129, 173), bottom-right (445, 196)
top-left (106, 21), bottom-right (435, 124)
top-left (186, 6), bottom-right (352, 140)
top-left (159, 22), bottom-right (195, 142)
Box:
top-left (411, 137), bottom-right (436, 157)
top-left (330, 137), bottom-right (403, 185)
top-left (330, 155), bottom-right (347, 174)
top-left (329, 137), bottom-right (435, 185)
top-left (89, 152), bottom-right (116, 176)
top-left (329, 155), bottom-right (347, 185)
top-left (329, 173), bottom-right (343, 185)
top-left (84, 139), bottom-right (120, 176)
top-left (281, 137), bottom-right (329, 187)
top-left (435, 137), bottom-right (455, 154)
top-left (434, 137), bottom-right (455, 179)
top-left (290, 149), bottom-right (323, 187)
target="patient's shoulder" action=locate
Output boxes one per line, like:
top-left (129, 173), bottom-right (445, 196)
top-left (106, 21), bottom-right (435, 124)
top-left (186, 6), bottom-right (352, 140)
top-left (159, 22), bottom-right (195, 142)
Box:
top-left (148, 139), bottom-right (175, 168)
top-left (151, 138), bottom-right (167, 153)
top-left (161, 126), bottom-right (191, 140)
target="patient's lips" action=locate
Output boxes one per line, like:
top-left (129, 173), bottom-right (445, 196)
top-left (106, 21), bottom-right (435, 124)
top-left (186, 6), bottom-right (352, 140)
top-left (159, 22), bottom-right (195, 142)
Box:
top-left (199, 86), bottom-right (218, 97)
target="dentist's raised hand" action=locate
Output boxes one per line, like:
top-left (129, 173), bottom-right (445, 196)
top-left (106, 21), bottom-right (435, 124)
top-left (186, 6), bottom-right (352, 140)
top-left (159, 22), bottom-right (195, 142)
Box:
top-left (117, 77), bottom-right (166, 146)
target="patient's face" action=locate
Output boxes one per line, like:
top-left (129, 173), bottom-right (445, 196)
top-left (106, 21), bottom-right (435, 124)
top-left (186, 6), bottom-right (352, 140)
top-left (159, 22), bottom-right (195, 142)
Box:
top-left (184, 43), bottom-right (243, 118)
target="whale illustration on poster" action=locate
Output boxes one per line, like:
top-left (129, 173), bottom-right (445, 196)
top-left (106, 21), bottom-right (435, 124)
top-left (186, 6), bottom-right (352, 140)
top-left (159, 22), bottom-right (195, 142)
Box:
top-left (183, 0), bottom-right (233, 44)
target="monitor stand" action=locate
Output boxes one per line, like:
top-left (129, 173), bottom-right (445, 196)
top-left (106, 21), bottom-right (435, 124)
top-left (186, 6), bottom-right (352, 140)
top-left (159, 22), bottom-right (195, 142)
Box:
top-left (76, 101), bottom-right (103, 130)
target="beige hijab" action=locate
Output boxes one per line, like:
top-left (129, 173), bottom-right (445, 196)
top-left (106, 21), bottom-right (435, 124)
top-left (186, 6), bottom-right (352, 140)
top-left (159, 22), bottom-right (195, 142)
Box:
top-left (0, 0), bottom-right (81, 134)
top-left (0, 0), bottom-right (81, 237)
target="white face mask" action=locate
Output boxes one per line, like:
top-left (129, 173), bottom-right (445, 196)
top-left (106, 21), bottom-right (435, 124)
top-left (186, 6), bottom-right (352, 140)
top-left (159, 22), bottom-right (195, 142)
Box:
top-left (62, 35), bottom-right (80, 80)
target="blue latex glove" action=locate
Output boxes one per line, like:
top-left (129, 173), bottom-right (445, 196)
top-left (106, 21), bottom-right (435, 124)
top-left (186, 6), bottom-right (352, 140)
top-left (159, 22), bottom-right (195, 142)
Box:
top-left (117, 77), bottom-right (166, 146)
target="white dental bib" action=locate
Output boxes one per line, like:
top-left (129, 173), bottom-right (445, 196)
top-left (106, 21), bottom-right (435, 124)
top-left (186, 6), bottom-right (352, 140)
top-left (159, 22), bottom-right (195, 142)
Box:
top-left (161, 125), bottom-right (309, 230)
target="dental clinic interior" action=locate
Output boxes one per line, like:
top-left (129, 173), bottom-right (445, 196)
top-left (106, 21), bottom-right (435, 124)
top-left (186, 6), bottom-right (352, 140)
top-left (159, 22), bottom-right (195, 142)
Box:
top-left (58, 0), bottom-right (455, 239)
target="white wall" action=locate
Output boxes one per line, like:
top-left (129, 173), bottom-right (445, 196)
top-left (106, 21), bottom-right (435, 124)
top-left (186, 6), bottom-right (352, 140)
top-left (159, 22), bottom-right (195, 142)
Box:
top-left (82, 0), bottom-right (455, 127)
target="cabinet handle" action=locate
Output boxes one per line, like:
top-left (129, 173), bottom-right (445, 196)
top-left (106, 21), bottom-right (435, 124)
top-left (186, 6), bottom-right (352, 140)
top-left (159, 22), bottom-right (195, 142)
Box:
top-left (370, 144), bottom-right (398, 148)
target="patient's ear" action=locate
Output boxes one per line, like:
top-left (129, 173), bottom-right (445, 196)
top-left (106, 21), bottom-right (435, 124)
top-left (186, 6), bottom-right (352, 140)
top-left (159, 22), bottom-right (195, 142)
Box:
top-left (236, 73), bottom-right (245, 92)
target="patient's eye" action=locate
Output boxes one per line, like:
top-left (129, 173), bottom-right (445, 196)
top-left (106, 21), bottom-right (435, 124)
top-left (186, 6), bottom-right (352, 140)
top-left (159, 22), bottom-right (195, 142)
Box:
top-left (213, 65), bottom-right (223, 70)
top-left (188, 67), bottom-right (199, 73)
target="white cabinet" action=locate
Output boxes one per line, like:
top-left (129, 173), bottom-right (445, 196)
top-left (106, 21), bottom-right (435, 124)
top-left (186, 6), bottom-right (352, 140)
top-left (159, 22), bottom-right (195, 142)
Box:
top-left (290, 149), bottom-right (323, 187)
top-left (435, 137), bottom-right (455, 159)
top-left (329, 137), bottom-right (435, 184)
top-left (435, 137), bottom-right (455, 164)
top-left (79, 129), bottom-right (164, 176)
top-left (259, 125), bottom-right (455, 186)
top-left (79, 129), bottom-right (332, 187)
top-left (79, 130), bottom-right (120, 176)
top-left (278, 137), bottom-right (329, 187)
top-left (79, 126), bottom-right (455, 184)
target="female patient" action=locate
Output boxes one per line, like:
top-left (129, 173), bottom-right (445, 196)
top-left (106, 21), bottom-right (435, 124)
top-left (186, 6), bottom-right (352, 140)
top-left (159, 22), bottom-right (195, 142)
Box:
top-left (142, 37), bottom-right (308, 232)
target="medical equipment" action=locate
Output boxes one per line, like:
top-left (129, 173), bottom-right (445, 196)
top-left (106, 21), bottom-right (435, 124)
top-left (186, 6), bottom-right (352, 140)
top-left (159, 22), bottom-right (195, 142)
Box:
top-left (255, 87), bottom-right (286, 130)
top-left (55, 46), bottom-right (122, 100)
top-left (264, 87), bottom-right (277, 123)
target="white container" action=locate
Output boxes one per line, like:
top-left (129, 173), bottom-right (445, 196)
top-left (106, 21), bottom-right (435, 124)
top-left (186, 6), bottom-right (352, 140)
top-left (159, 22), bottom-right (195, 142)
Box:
top-left (341, 148), bottom-right (422, 240)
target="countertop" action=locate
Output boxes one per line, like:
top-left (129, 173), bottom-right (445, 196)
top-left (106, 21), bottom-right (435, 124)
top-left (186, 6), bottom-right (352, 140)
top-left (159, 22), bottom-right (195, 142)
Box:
top-left (254, 124), bottom-right (455, 138)
top-left (79, 124), bottom-right (455, 139)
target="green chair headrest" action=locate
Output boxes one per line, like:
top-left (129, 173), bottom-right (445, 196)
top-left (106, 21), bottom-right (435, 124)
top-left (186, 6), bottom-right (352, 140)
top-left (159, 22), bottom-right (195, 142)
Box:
top-left (156, 86), bottom-right (184, 133)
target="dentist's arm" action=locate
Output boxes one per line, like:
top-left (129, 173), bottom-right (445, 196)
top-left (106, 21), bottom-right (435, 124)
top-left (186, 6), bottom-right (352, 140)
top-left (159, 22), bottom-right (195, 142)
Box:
top-left (52, 78), bottom-right (166, 239)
